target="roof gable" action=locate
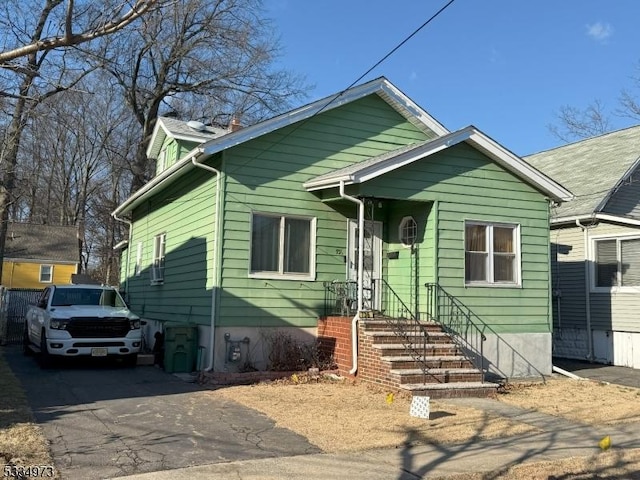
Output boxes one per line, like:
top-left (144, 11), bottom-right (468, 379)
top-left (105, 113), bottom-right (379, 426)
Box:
top-left (199, 77), bottom-right (449, 157)
top-left (146, 116), bottom-right (228, 160)
top-left (5, 223), bottom-right (79, 263)
top-left (525, 125), bottom-right (640, 219)
top-left (304, 126), bottom-right (573, 202)
top-left (114, 77), bottom-right (450, 216)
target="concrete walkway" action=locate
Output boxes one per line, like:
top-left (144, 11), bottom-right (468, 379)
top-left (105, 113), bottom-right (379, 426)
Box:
top-left (113, 376), bottom-right (640, 480)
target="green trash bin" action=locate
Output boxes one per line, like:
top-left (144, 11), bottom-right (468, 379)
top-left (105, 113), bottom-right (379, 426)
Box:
top-left (163, 323), bottom-right (198, 373)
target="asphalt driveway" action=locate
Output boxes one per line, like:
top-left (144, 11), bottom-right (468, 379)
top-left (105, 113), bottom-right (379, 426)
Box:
top-left (5, 348), bottom-right (320, 480)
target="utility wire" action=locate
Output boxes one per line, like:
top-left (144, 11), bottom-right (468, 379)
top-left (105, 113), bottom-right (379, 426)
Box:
top-left (223, 0), bottom-right (458, 178)
top-left (309, 0), bottom-right (458, 119)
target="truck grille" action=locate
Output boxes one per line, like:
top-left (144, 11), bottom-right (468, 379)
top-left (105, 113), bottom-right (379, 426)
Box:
top-left (67, 317), bottom-right (130, 338)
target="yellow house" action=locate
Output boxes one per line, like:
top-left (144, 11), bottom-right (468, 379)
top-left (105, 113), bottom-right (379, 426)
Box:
top-left (2, 223), bottom-right (80, 288)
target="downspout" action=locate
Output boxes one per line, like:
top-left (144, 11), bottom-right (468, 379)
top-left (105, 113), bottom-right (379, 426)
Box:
top-left (192, 154), bottom-right (222, 372)
top-left (575, 219), bottom-right (594, 361)
top-left (339, 181), bottom-right (364, 375)
top-left (112, 212), bottom-right (133, 295)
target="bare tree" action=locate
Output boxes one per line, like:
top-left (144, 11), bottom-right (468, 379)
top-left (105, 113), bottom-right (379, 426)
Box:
top-left (548, 100), bottom-right (611, 143)
top-left (549, 62), bottom-right (640, 143)
top-left (92, 0), bottom-right (307, 193)
top-left (0, 0), bottom-right (161, 280)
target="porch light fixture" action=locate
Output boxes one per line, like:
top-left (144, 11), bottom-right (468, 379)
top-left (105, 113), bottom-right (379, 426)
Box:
top-left (399, 216), bottom-right (418, 247)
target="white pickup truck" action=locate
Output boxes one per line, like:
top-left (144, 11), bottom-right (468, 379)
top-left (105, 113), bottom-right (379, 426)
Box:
top-left (24, 284), bottom-right (142, 367)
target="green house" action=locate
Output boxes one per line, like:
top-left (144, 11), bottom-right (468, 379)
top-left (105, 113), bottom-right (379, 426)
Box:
top-left (114, 77), bottom-right (572, 380)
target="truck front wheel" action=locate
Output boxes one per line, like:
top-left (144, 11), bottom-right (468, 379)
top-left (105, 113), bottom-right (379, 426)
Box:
top-left (39, 331), bottom-right (53, 369)
top-left (22, 325), bottom-right (32, 356)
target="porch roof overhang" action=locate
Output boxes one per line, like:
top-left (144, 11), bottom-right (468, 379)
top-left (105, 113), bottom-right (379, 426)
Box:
top-left (303, 126), bottom-right (574, 203)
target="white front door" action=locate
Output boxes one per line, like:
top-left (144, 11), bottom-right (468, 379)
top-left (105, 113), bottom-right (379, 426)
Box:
top-left (348, 219), bottom-right (382, 310)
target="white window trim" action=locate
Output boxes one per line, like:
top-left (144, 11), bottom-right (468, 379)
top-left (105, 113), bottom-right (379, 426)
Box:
top-left (399, 216), bottom-right (418, 248)
top-left (135, 241), bottom-right (143, 276)
top-left (464, 220), bottom-right (522, 288)
top-left (151, 233), bottom-right (166, 285)
top-left (248, 212), bottom-right (317, 281)
top-left (589, 233), bottom-right (640, 293)
top-left (39, 264), bottom-right (53, 283)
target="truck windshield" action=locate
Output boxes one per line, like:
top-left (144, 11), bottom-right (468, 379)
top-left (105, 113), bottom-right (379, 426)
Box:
top-left (51, 288), bottom-right (126, 307)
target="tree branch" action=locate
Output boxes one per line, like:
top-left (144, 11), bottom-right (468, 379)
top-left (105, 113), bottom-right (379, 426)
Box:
top-left (0, 0), bottom-right (160, 64)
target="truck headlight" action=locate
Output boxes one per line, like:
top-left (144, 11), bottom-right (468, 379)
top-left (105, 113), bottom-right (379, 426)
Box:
top-left (129, 319), bottom-right (141, 330)
top-left (50, 319), bottom-right (70, 330)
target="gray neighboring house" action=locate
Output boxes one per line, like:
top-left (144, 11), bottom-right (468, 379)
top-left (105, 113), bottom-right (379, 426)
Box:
top-left (526, 125), bottom-right (640, 369)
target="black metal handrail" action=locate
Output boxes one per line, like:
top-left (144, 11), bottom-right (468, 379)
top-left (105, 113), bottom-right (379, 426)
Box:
top-left (323, 280), bottom-right (357, 317)
top-left (377, 278), bottom-right (434, 384)
top-left (425, 282), bottom-right (486, 383)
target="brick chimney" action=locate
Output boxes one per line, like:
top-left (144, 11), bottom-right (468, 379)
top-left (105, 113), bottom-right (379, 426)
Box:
top-left (229, 116), bottom-right (242, 132)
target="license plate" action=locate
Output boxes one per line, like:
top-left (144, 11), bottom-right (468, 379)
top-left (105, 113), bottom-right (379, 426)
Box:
top-left (91, 348), bottom-right (108, 357)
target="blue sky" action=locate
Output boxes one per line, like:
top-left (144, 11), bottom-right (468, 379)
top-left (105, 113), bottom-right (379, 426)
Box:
top-left (266, 1), bottom-right (640, 155)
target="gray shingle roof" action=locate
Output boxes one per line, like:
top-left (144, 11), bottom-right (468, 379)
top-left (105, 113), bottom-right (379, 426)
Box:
top-left (4, 223), bottom-right (80, 263)
top-left (147, 116), bottom-right (229, 160)
top-left (525, 125), bottom-right (640, 219)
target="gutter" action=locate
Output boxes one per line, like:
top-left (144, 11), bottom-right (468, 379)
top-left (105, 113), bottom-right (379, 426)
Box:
top-left (191, 155), bottom-right (223, 372)
top-left (552, 213), bottom-right (640, 227)
top-left (575, 219), bottom-right (595, 361)
top-left (339, 181), bottom-right (364, 375)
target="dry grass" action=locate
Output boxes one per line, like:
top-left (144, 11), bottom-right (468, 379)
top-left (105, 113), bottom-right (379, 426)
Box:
top-left (208, 378), bottom-right (537, 453)
top-left (498, 377), bottom-right (640, 425)
top-left (208, 374), bottom-right (640, 479)
top-left (0, 349), bottom-right (54, 472)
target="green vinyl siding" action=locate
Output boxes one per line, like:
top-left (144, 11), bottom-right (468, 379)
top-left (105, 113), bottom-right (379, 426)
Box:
top-left (359, 142), bottom-right (552, 334)
top-left (383, 202), bottom-right (435, 315)
top-left (217, 95), bottom-right (434, 327)
top-left (125, 166), bottom-right (218, 325)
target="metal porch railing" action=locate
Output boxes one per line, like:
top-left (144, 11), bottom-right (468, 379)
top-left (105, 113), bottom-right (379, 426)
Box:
top-left (425, 282), bottom-right (486, 383)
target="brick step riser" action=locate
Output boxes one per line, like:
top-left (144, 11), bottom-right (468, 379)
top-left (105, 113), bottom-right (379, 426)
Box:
top-left (409, 387), bottom-right (497, 399)
top-left (371, 335), bottom-right (453, 345)
top-left (386, 359), bottom-right (474, 370)
top-left (393, 372), bottom-right (483, 384)
top-left (376, 347), bottom-right (462, 356)
top-left (362, 323), bottom-right (444, 333)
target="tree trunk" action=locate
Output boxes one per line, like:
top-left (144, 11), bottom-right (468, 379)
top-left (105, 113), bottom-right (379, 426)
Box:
top-left (0, 74), bottom-right (34, 280)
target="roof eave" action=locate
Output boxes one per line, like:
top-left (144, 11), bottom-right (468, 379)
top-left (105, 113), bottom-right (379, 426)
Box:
top-left (551, 212), bottom-right (640, 227)
top-left (465, 130), bottom-right (574, 203)
top-left (113, 148), bottom-right (203, 217)
top-left (202, 77), bottom-right (450, 158)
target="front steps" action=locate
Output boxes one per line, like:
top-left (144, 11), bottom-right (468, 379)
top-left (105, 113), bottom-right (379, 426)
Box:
top-left (358, 318), bottom-right (499, 399)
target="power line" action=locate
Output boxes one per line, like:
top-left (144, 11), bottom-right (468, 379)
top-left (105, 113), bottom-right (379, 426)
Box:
top-left (224, 0), bottom-right (458, 179)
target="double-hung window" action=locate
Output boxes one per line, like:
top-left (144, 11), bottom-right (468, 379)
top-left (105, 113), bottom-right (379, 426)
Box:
top-left (465, 221), bottom-right (520, 286)
top-left (40, 265), bottom-right (53, 283)
top-left (250, 213), bottom-right (315, 280)
top-left (151, 233), bottom-right (166, 284)
top-left (594, 236), bottom-right (640, 290)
